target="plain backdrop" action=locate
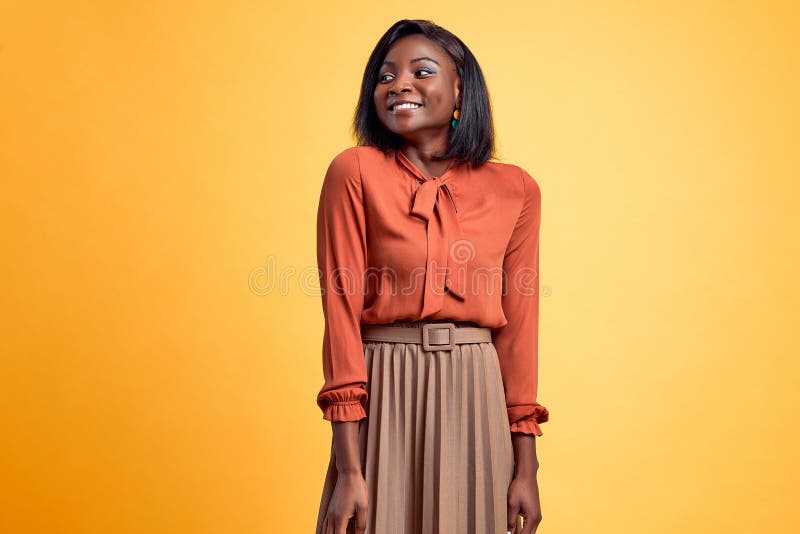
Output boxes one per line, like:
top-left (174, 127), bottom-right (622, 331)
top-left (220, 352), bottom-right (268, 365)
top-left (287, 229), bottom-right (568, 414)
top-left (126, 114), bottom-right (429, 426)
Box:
top-left (1, 1), bottom-right (798, 532)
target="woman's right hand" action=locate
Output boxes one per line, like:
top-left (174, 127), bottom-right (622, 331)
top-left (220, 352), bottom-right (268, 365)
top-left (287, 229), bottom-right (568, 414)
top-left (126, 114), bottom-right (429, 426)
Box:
top-left (322, 471), bottom-right (368, 534)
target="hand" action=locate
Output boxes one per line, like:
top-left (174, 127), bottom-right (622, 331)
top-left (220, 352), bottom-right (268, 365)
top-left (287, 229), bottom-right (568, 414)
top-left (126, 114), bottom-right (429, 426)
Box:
top-left (322, 471), bottom-right (368, 534)
top-left (507, 473), bottom-right (542, 534)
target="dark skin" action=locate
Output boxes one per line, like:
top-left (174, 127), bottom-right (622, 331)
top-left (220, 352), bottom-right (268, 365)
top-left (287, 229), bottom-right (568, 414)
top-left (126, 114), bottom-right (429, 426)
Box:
top-left (323, 34), bottom-right (542, 534)
top-left (321, 422), bottom-right (367, 534)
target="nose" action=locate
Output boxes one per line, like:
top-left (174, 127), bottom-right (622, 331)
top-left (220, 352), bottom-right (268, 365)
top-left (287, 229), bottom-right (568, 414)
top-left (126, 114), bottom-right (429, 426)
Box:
top-left (388, 72), bottom-right (414, 96)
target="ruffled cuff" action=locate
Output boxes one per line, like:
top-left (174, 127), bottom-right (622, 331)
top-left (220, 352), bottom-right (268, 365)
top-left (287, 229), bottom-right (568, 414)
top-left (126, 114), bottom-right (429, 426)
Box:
top-left (508, 404), bottom-right (549, 437)
top-left (318, 387), bottom-right (368, 422)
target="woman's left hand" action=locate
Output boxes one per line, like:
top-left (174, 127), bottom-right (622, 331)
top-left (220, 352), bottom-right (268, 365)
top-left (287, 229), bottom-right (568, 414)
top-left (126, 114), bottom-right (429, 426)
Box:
top-left (506, 472), bottom-right (542, 534)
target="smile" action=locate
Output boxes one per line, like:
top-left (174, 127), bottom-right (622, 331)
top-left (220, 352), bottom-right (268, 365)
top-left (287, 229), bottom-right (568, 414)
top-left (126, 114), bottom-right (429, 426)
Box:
top-left (390, 103), bottom-right (423, 113)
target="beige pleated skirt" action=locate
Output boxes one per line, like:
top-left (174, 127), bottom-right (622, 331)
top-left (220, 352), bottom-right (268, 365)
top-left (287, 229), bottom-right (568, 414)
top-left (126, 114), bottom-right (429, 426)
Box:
top-left (315, 320), bottom-right (516, 534)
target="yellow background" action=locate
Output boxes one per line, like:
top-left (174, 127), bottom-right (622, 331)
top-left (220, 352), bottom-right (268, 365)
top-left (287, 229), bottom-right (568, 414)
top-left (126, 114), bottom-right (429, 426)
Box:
top-left (1, 1), bottom-right (798, 532)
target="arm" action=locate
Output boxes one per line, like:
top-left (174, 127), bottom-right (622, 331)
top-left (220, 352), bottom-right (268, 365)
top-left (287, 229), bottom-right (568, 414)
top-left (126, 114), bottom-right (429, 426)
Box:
top-left (492, 167), bottom-right (550, 441)
top-left (316, 148), bottom-right (369, 425)
top-left (316, 148), bottom-right (370, 531)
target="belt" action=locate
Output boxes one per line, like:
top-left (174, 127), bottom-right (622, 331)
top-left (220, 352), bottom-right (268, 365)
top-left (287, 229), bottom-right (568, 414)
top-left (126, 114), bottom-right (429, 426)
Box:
top-left (361, 321), bottom-right (492, 352)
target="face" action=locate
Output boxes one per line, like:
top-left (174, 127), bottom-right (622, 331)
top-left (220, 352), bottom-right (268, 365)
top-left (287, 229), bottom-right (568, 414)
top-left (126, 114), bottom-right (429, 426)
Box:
top-left (373, 34), bottom-right (461, 141)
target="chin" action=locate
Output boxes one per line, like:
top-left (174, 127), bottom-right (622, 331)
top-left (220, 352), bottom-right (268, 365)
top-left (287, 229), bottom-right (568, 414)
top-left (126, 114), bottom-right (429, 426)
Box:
top-left (386, 119), bottom-right (430, 131)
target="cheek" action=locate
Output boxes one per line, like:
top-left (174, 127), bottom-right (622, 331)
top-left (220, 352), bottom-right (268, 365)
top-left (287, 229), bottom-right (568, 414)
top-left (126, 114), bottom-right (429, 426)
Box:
top-left (373, 91), bottom-right (386, 111)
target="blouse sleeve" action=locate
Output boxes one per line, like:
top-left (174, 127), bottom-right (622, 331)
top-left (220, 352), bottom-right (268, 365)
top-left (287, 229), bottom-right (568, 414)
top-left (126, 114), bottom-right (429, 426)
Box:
top-left (492, 167), bottom-right (550, 436)
top-left (315, 148), bottom-right (369, 422)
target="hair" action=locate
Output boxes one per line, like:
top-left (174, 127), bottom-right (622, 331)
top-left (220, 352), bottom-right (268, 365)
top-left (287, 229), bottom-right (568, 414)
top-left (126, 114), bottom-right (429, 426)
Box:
top-left (352, 19), bottom-right (496, 167)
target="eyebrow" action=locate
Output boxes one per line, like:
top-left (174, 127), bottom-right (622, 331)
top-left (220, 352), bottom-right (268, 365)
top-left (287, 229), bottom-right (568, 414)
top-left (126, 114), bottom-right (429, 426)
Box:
top-left (381, 56), bottom-right (441, 67)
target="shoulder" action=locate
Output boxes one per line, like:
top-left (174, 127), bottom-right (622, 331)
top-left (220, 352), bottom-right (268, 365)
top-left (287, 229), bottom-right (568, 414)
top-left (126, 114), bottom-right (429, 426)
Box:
top-left (326, 146), bottom-right (360, 176)
top-left (325, 146), bottom-right (392, 180)
top-left (323, 147), bottom-right (365, 191)
top-left (504, 162), bottom-right (541, 198)
top-left (475, 160), bottom-right (541, 202)
top-left (320, 148), bottom-right (365, 202)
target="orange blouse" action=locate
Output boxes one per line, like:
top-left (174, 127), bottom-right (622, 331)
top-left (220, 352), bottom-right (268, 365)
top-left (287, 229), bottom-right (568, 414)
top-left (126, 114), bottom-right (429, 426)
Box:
top-left (315, 146), bottom-right (550, 436)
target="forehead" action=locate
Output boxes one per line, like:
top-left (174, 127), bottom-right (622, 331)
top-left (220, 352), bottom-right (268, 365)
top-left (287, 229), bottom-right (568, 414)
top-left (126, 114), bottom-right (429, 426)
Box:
top-left (382, 34), bottom-right (452, 66)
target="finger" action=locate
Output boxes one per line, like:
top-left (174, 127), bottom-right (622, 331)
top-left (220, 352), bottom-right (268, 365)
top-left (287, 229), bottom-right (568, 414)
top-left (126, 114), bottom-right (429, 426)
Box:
top-left (355, 502), bottom-right (367, 534)
top-left (507, 501), bottom-right (520, 533)
top-left (521, 511), bottom-right (542, 534)
top-left (335, 514), bottom-right (349, 534)
top-left (521, 513), bottom-right (532, 534)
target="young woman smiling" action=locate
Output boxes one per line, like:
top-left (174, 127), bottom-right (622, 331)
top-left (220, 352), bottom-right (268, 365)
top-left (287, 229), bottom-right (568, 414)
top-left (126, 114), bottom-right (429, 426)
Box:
top-left (314, 19), bottom-right (550, 534)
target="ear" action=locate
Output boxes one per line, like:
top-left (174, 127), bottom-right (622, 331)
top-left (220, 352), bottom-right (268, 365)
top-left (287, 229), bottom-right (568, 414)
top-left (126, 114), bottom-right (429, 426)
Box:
top-left (454, 78), bottom-right (462, 107)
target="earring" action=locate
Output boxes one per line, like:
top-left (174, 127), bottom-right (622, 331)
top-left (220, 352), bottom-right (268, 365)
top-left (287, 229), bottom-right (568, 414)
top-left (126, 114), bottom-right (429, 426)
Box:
top-left (451, 108), bottom-right (460, 129)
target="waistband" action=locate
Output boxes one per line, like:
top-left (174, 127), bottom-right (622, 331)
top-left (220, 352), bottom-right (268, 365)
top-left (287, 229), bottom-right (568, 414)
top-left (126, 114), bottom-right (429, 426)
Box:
top-left (361, 320), bottom-right (492, 352)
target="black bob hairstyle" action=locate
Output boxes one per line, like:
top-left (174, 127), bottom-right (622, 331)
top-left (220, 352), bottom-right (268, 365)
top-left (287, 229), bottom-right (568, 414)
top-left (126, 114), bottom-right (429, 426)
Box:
top-left (352, 19), bottom-right (496, 167)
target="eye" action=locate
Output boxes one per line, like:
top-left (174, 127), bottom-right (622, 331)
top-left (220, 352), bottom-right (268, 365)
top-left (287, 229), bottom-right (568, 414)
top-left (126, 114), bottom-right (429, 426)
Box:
top-left (378, 68), bottom-right (436, 84)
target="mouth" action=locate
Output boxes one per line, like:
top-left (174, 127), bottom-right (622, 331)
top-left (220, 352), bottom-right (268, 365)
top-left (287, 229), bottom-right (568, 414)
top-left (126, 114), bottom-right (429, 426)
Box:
top-left (389, 102), bottom-right (423, 114)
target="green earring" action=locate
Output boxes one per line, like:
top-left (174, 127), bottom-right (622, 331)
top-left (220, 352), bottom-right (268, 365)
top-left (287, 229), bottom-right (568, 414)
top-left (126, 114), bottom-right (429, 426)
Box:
top-left (451, 107), bottom-right (460, 129)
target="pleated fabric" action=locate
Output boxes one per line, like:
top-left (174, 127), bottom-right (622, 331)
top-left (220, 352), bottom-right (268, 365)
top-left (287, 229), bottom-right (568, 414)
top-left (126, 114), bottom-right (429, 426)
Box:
top-left (315, 322), bottom-right (515, 534)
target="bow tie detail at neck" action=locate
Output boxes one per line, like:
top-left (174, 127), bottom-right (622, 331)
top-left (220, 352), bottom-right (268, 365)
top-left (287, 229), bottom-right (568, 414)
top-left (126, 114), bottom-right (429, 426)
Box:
top-left (399, 153), bottom-right (468, 317)
top-left (409, 177), bottom-right (458, 219)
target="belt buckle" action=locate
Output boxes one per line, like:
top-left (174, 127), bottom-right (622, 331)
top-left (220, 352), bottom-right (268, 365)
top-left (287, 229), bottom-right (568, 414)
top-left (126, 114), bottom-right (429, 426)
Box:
top-left (422, 322), bottom-right (456, 352)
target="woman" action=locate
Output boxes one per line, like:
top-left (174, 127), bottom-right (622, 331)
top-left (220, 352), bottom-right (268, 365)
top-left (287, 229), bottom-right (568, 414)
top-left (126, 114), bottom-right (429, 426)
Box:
top-left (315, 19), bottom-right (550, 534)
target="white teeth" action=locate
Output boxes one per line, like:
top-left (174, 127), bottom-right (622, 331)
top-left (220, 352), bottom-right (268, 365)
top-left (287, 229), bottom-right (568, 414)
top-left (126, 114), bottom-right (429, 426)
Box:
top-left (393, 103), bottom-right (421, 111)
